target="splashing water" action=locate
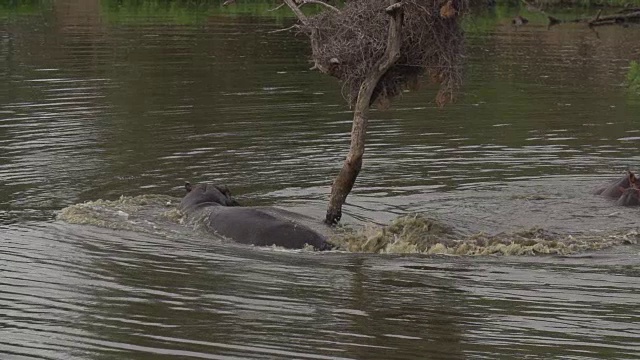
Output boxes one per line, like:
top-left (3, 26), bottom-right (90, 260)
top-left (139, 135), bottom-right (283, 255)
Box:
top-left (58, 196), bottom-right (638, 255)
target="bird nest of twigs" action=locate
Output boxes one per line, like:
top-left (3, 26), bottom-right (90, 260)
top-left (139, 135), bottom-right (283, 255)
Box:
top-left (301, 0), bottom-right (466, 107)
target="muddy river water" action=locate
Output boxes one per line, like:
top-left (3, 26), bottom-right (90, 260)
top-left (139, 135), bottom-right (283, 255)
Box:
top-left (1, 1), bottom-right (639, 359)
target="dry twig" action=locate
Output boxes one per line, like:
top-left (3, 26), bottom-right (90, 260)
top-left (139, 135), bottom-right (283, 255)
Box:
top-left (299, 0), bottom-right (340, 13)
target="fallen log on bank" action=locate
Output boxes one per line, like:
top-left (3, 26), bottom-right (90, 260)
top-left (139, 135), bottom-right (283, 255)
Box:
top-left (587, 10), bottom-right (640, 27)
top-left (519, 0), bottom-right (640, 28)
top-left (548, 10), bottom-right (640, 28)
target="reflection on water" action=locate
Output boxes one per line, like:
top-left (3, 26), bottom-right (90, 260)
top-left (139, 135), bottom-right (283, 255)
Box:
top-left (1, 1), bottom-right (639, 225)
top-left (0, 2), bottom-right (639, 359)
top-left (1, 223), bottom-right (639, 359)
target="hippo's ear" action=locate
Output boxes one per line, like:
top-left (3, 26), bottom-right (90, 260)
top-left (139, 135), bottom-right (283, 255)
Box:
top-left (630, 171), bottom-right (638, 186)
top-left (215, 185), bottom-right (231, 196)
top-left (185, 182), bottom-right (192, 193)
top-left (214, 185), bottom-right (240, 206)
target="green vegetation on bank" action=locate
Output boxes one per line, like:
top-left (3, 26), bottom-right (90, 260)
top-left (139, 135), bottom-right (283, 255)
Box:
top-left (101, 0), bottom-right (297, 25)
top-left (0, 1), bottom-right (298, 24)
top-left (102, 0), bottom-right (213, 24)
top-left (3, 0), bottom-right (639, 22)
top-left (98, 0), bottom-right (640, 29)
top-left (495, 0), bottom-right (640, 6)
top-left (0, 0), bottom-right (50, 17)
top-left (103, 0), bottom-right (293, 15)
top-left (628, 61), bottom-right (640, 94)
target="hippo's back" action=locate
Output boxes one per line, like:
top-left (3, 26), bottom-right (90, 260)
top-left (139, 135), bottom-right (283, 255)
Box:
top-left (206, 207), bottom-right (330, 250)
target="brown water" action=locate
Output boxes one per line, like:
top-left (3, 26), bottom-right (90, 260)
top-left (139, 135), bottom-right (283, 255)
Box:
top-left (1, 1), bottom-right (639, 359)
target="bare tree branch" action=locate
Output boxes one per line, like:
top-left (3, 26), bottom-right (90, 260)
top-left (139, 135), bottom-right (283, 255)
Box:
top-left (225, 0), bottom-right (468, 225)
top-left (268, 24), bottom-right (300, 34)
top-left (324, 0), bottom-right (404, 225)
top-left (282, 0), bottom-right (309, 26)
top-left (267, 2), bottom-right (286, 12)
top-left (299, 0), bottom-right (340, 13)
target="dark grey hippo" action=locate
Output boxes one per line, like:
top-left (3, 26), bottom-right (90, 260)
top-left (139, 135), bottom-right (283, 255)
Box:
top-left (595, 171), bottom-right (640, 206)
top-left (616, 186), bottom-right (640, 206)
top-left (180, 182), bottom-right (332, 250)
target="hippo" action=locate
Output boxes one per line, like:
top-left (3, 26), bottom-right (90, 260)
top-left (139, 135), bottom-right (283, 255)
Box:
top-left (616, 186), bottom-right (640, 206)
top-left (180, 182), bottom-right (332, 250)
top-left (595, 171), bottom-right (640, 206)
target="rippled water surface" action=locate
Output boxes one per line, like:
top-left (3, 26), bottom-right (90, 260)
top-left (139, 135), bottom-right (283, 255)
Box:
top-left (1, 1), bottom-right (639, 359)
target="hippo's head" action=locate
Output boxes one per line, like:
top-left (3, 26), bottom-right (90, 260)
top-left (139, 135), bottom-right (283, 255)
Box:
top-left (180, 182), bottom-right (240, 212)
top-left (616, 187), bottom-right (640, 206)
top-left (596, 170), bottom-right (639, 199)
top-left (617, 171), bottom-right (640, 206)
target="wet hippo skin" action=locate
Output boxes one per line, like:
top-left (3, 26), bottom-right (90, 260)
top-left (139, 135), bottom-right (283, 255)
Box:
top-left (595, 171), bottom-right (640, 206)
top-left (180, 182), bottom-right (332, 250)
top-left (616, 186), bottom-right (640, 206)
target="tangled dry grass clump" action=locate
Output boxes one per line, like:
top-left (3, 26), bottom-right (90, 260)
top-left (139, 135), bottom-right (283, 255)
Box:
top-left (302, 0), bottom-right (467, 107)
